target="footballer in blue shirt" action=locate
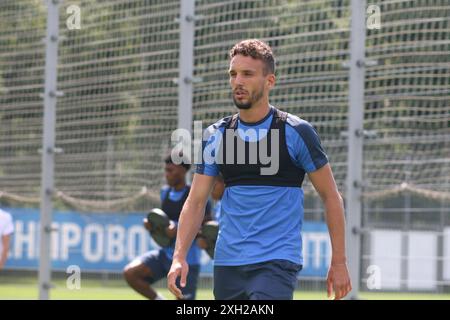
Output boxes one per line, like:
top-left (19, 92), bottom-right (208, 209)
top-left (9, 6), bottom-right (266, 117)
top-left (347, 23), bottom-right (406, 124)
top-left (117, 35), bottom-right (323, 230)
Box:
top-left (168, 39), bottom-right (351, 300)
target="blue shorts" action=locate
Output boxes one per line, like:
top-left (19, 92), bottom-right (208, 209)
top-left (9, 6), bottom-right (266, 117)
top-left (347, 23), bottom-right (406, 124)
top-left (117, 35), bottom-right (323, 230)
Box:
top-left (214, 259), bottom-right (302, 300)
top-left (138, 249), bottom-right (200, 300)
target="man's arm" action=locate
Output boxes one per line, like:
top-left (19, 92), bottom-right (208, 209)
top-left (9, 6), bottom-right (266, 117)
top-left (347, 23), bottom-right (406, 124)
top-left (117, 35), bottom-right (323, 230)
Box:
top-left (167, 173), bottom-right (216, 298)
top-left (308, 163), bottom-right (352, 300)
top-left (0, 235), bottom-right (11, 270)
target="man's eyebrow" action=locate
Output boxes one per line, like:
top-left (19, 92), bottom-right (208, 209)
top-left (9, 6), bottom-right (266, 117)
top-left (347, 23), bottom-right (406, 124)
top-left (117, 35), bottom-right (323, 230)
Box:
top-left (228, 69), bottom-right (256, 73)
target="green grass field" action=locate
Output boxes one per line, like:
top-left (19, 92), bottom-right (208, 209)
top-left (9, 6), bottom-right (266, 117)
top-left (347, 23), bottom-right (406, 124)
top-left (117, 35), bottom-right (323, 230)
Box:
top-left (0, 277), bottom-right (449, 300)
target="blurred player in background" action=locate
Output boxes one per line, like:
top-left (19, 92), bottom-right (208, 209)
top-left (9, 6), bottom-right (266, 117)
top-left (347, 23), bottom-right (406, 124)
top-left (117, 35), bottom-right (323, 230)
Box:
top-left (0, 208), bottom-right (14, 270)
top-left (124, 155), bottom-right (211, 300)
top-left (168, 39), bottom-right (351, 300)
top-left (196, 174), bottom-right (224, 252)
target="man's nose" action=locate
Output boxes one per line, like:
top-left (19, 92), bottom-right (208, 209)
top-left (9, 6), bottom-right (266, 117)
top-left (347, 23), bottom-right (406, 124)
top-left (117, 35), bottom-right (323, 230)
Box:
top-left (234, 74), bottom-right (244, 86)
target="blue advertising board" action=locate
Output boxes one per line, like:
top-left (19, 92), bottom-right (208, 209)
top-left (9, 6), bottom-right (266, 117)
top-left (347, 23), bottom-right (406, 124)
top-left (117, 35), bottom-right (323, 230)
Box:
top-left (3, 208), bottom-right (330, 277)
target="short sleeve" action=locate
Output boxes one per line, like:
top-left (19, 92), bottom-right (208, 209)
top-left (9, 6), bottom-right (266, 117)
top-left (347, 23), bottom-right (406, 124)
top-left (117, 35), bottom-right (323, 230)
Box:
top-left (195, 125), bottom-right (222, 177)
top-left (286, 116), bottom-right (329, 173)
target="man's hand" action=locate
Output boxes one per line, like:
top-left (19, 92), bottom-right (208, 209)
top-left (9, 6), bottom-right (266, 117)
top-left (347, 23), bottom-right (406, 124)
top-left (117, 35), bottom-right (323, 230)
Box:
top-left (167, 258), bottom-right (189, 299)
top-left (326, 263), bottom-right (352, 300)
top-left (143, 218), bottom-right (152, 231)
top-left (144, 218), bottom-right (177, 239)
top-left (165, 221), bottom-right (177, 239)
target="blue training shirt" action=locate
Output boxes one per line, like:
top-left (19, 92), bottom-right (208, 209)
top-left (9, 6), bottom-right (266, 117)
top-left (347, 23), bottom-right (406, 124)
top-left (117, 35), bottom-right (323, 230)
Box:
top-left (196, 106), bottom-right (328, 266)
top-left (160, 186), bottom-right (202, 266)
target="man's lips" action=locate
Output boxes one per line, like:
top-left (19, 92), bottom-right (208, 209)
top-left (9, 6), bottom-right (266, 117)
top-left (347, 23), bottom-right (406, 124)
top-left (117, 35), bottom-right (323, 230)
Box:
top-left (234, 90), bottom-right (248, 98)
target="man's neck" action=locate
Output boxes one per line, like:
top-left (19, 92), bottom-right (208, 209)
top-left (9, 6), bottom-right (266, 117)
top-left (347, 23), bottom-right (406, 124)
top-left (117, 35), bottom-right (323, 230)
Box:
top-left (238, 100), bottom-right (271, 123)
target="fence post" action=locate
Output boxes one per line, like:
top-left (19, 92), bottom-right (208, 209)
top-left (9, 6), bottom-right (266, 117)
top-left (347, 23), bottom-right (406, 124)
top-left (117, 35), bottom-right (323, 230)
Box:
top-left (177, 0), bottom-right (196, 178)
top-left (39, 0), bottom-right (62, 300)
top-left (346, 0), bottom-right (367, 300)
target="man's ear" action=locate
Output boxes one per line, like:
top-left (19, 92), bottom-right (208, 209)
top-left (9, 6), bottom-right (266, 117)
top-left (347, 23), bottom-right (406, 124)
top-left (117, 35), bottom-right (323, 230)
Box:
top-left (266, 73), bottom-right (276, 89)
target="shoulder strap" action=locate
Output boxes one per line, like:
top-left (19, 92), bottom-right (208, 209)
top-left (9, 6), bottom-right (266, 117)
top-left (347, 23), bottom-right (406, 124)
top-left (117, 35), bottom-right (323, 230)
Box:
top-left (228, 113), bottom-right (239, 129)
top-left (274, 108), bottom-right (287, 121)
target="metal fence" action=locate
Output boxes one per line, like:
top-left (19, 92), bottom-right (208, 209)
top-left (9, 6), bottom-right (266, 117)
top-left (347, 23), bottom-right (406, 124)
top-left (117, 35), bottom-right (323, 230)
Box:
top-left (0, 0), bottom-right (449, 298)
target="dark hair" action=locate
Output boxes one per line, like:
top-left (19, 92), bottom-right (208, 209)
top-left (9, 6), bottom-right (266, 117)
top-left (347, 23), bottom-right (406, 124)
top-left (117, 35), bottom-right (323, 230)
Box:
top-left (229, 39), bottom-right (275, 75)
top-left (164, 153), bottom-right (191, 171)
